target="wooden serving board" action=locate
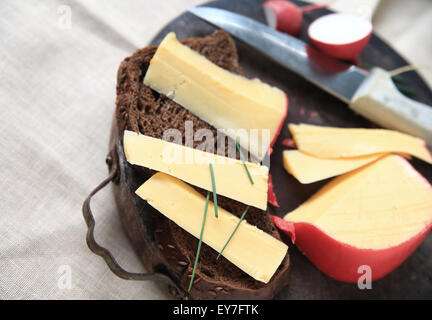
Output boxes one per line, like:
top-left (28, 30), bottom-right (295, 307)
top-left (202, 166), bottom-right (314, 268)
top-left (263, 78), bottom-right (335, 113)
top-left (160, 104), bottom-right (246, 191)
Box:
top-left (149, 0), bottom-right (432, 299)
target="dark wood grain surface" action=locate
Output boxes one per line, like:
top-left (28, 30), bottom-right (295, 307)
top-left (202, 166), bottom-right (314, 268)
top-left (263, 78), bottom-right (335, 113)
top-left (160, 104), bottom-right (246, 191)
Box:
top-left (148, 0), bottom-right (432, 299)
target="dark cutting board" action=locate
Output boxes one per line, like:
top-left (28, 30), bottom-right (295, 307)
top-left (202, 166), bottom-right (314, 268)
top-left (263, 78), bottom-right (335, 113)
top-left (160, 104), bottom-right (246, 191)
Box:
top-left (149, 0), bottom-right (432, 299)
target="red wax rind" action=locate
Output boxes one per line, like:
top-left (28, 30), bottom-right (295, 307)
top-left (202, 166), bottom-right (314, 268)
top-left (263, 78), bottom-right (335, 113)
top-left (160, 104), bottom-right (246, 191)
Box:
top-left (272, 215), bottom-right (432, 282)
top-left (267, 174), bottom-right (280, 207)
top-left (263, 0), bottom-right (303, 36)
top-left (272, 216), bottom-right (295, 243)
top-left (282, 138), bottom-right (297, 148)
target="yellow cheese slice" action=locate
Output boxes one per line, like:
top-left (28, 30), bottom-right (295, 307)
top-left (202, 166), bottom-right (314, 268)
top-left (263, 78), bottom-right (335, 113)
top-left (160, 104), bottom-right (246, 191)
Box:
top-left (144, 32), bottom-right (287, 160)
top-left (284, 155), bottom-right (432, 249)
top-left (289, 123), bottom-right (432, 164)
top-left (136, 172), bottom-right (288, 283)
top-left (283, 150), bottom-right (385, 184)
top-left (124, 130), bottom-right (268, 210)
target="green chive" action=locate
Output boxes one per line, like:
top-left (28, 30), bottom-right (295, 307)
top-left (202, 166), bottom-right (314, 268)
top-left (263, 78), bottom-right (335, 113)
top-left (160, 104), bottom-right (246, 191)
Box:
top-left (396, 84), bottom-right (416, 97)
top-left (188, 191), bottom-right (210, 292)
top-left (391, 75), bottom-right (403, 83)
top-left (217, 206), bottom-right (250, 260)
top-left (209, 163), bottom-right (218, 218)
top-left (236, 141), bottom-right (254, 185)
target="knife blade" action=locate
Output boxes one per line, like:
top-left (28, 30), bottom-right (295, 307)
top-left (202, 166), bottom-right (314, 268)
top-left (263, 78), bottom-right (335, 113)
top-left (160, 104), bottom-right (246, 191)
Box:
top-left (188, 6), bottom-right (367, 104)
top-left (188, 6), bottom-right (432, 143)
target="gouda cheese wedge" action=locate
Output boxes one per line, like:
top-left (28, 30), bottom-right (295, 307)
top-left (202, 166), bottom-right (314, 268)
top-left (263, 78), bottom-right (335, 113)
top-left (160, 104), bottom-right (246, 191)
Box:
top-left (136, 172), bottom-right (288, 283)
top-left (124, 130), bottom-right (268, 210)
top-left (144, 32), bottom-right (287, 159)
top-left (285, 155), bottom-right (432, 249)
top-left (283, 150), bottom-right (385, 183)
top-left (289, 123), bottom-right (432, 164)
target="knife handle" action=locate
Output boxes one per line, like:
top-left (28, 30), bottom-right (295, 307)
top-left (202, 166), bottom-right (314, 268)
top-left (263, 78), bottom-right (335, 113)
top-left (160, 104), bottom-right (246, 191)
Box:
top-left (350, 67), bottom-right (432, 144)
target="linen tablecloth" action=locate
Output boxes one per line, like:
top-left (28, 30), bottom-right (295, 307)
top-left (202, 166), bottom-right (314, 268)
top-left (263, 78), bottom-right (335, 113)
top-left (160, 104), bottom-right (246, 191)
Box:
top-left (1, 0), bottom-right (431, 299)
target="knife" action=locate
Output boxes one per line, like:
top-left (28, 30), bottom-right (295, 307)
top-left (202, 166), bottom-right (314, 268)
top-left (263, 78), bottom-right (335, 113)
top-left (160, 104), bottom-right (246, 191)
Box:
top-left (188, 6), bottom-right (432, 144)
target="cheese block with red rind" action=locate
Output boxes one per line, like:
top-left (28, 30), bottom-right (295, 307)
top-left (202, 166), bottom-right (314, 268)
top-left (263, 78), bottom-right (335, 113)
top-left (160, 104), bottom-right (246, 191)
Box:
top-left (273, 155), bottom-right (432, 282)
top-left (272, 217), bottom-right (431, 282)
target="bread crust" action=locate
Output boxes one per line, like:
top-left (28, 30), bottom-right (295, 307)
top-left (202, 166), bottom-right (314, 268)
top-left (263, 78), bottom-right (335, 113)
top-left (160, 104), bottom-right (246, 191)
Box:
top-left (111, 30), bottom-right (290, 299)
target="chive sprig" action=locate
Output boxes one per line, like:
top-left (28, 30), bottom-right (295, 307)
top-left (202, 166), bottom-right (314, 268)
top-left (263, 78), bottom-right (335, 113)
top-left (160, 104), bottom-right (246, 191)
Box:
top-left (189, 144), bottom-right (256, 290)
top-left (217, 205), bottom-right (250, 259)
top-left (236, 141), bottom-right (254, 185)
top-left (209, 163), bottom-right (218, 218)
top-left (188, 191), bottom-right (210, 292)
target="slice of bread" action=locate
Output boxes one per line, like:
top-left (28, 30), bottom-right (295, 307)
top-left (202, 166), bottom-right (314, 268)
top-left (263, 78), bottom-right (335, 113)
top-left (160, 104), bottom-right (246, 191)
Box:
top-left (114, 30), bottom-right (290, 299)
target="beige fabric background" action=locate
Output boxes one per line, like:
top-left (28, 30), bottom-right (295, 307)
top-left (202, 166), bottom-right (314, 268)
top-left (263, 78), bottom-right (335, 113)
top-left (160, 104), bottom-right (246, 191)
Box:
top-left (0, 0), bottom-right (431, 299)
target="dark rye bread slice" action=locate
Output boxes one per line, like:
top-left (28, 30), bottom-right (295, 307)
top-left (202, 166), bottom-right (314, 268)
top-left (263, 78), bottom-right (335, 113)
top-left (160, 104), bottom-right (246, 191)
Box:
top-left (114, 30), bottom-right (290, 299)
